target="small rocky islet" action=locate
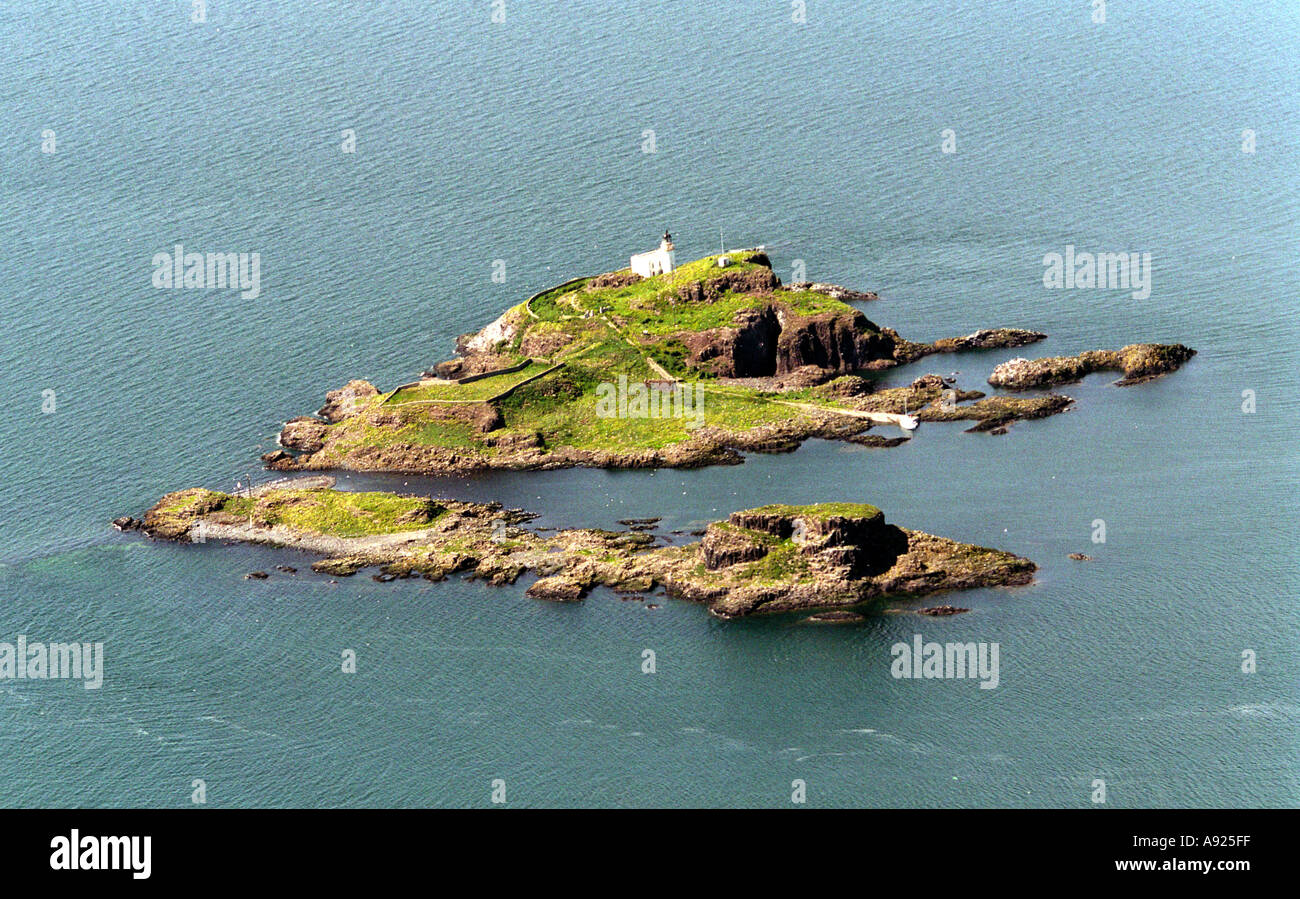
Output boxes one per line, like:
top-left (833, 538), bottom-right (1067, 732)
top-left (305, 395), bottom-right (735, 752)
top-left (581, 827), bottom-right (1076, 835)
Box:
top-left (135, 484), bottom-right (1035, 620)
top-left (125, 248), bottom-right (1194, 619)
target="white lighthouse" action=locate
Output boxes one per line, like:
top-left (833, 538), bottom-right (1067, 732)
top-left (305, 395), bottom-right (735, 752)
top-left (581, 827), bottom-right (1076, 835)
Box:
top-left (630, 230), bottom-right (677, 277)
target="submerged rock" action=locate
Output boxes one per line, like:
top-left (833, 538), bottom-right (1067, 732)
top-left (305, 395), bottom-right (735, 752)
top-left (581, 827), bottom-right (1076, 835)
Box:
top-left (803, 610), bottom-right (868, 625)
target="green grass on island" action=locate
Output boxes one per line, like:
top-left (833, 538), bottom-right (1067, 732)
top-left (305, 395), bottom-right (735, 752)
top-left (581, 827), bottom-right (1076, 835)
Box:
top-left (224, 489), bottom-right (444, 537)
top-left (741, 502), bottom-right (883, 520)
top-left (386, 360), bottom-right (554, 405)
top-left (149, 488), bottom-right (445, 539)
top-left (281, 250), bottom-right (1049, 468)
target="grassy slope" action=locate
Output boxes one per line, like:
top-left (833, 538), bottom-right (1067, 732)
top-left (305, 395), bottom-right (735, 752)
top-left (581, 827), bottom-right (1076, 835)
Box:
top-left (146, 488), bottom-right (444, 539)
top-left (308, 252), bottom-right (889, 459)
top-left (387, 360), bottom-right (553, 404)
top-left (743, 502), bottom-right (883, 519)
top-left (224, 489), bottom-right (442, 537)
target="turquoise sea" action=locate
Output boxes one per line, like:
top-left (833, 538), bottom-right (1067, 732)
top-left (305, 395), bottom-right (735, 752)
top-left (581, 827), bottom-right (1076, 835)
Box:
top-left (0, 0), bottom-right (1296, 807)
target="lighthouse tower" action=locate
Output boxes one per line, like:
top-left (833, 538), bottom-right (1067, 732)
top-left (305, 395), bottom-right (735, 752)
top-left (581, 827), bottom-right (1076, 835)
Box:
top-left (630, 230), bottom-right (677, 277)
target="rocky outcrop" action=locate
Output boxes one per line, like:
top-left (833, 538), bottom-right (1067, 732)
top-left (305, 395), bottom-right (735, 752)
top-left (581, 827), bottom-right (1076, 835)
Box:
top-left (728, 505), bottom-right (909, 578)
top-left (587, 271), bottom-right (643, 290)
top-left (526, 576), bottom-right (586, 602)
top-left (681, 305), bottom-right (894, 379)
top-left (679, 307), bottom-right (780, 377)
top-left (789, 282), bottom-right (879, 303)
top-left (988, 343), bottom-right (1196, 389)
top-left (1111, 343), bottom-right (1198, 386)
top-left (674, 267), bottom-right (780, 304)
top-left (803, 373), bottom-right (1074, 435)
top-left (280, 416), bottom-right (329, 452)
top-left (141, 488), bottom-right (230, 540)
top-left (918, 391), bottom-right (1075, 432)
top-left (470, 404), bottom-right (504, 433)
top-left (934, 328), bottom-right (1047, 353)
top-left (798, 514), bottom-right (908, 578)
top-left (316, 380), bottom-right (378, 422)
top-left (889, 328), bottom-right (1047, 365)
top-left (700, 525), bottom-right (770, 570)
top-left (775, 309), bottom-right (895, 375)
top-left (261, 449), bottom-right (294, 469)
top-left (455, 307), bottom-right (524, 358)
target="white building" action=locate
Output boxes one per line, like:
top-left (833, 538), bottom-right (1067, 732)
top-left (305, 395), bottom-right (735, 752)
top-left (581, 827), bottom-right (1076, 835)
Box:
top-left (630, 231), bottom-right (676, 277)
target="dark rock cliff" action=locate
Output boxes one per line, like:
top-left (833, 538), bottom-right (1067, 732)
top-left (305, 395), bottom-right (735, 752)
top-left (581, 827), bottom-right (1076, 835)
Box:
top-left (716, 506), bottom-right (911, 579)
top-left (679, 306), bottom-right (895, 378)
top-left (774, 309), bottom-right (895, 375)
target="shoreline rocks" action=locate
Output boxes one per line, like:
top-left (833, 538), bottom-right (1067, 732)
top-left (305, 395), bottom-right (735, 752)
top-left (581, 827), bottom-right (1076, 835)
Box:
top-left (890, 328), bottom-right (1048, 366)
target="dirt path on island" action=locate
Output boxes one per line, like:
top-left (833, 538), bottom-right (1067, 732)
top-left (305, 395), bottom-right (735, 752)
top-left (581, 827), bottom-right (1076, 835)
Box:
top-left (774, 401), bottom-right (918, 429)
top-left (199, 519), bottom-right (437, 558)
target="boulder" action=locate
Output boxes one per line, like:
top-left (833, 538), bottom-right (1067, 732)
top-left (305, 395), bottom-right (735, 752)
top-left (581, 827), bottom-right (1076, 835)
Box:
top-left (316, 380), bottom-right (379, 422)
top-left (260, 449), bottom-right (295, 470)
top-left (279, 416), bottom-right (328, 453)
top-left (526, 576), bottom-right (586, 602)
top-left (470, 404), bottom-right (504, 433)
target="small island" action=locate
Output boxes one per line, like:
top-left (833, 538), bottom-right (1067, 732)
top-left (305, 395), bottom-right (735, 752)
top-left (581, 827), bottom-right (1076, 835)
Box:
top-left (261, 243), bottom-right (1155, 476)
top-left (133, 482), bottom-right (1036, 620)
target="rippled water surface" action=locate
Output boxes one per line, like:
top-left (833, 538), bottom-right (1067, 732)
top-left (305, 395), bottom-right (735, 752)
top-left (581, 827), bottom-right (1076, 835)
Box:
top-left (0, 1), bottom-right (1296, 807)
